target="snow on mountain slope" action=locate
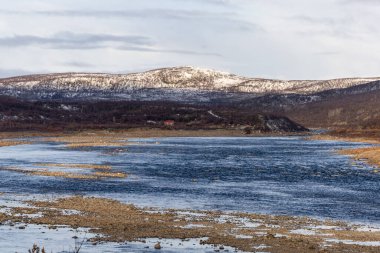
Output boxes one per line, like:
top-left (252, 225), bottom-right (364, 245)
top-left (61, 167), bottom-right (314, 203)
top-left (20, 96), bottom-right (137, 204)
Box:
top-left (0, 66), bottom-right (379, 98)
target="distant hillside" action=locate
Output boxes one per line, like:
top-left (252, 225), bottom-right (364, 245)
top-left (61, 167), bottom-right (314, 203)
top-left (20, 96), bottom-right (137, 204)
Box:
top-left (237, 81), bottom-right (380, 129)
top-left (286, 87), bottom-right (380, 129)
top-left (1, 66), bottom-right (380, 130)
top-left (0, 96), bottom-right (308, 132)
top-left (0, 66), bottom-right (378, 101)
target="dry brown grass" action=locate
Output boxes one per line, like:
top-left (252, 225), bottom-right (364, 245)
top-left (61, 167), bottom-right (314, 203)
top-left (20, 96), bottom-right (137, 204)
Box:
top-left (10, 196), bottom-right (379, 253)
top-left (0, 212), bottom-right (8, 223)
top-left (45, 131), bottom-right (137, 148)
top-left (2, 128), bottom-right (304, 140)
top-left (30, 171), bottom-right (98, 180)
top-left (0, 128), bottom-right (302, 149)
top-left (0, 167), bottom-right (127, 180)
top-left (311, 128), bottom-right (380, 144)
top-left (93, 172), bottom-right (127, 178)
top-left (35, 163), bottom-right (112, 170)
top-left (0, 132), bottom-right (55, 139)
top-left (339, 147), bottom-right (380, 169)
top-left (310, 135), bottom-right (380, 144)
top-left (65, 142), bottom-right (127, 148)
top-left (40, 128), bottom-right (302, 148)
top-left (0, 140), bottom-right (30, 147)
top-left (46, 134), bottom-right (126, 148)
top-left (311, 129), bottom-right (380, 169)
top-left (28, 244), bottom-right (46, 253)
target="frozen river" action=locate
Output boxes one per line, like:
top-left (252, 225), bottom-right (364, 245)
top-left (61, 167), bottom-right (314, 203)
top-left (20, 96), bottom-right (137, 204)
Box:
top-left (0, 136), bottom-right (378, 224)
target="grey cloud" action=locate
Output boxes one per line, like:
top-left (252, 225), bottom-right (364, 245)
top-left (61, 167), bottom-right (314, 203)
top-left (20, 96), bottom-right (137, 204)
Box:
top-left (62, 61), bottom-right (95, 68)
top-left (44, 9), bottom-right (238, 25)
top-left (117, 46), bottom-right (222, 57)
top-left (289, 15), bottom-right (351, 26)
top-left (1, 8), bottom-right (236, 19)
top-left (0, 9), bottom-right (259, 32)
top-left (0, 32), bottom-right (221, 56)
top-left (296, 29), bottom-right (356, 39)
top-left (341, 0), bottom-right (380, 4)
top-left (175, 0), bottom-right (235, 6)
top-left (288, 15), bottom-right (360, 39)
top-left (0, 32), bottom-right (153, 49)
top-left (313, 51), bottom-right (341, 56)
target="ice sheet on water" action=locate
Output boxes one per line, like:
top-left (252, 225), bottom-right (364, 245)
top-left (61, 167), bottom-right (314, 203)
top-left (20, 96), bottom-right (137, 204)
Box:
top-left (0, 137), bottom-right (379, 224)
top-left (325, 239), bottom-right (380, 247)
top-left (0, 223), bottom-right (250, 253)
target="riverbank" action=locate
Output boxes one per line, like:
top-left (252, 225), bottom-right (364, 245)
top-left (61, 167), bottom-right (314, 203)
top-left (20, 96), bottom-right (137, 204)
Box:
top-left (1, 128), bottom-right (310, 137)
top-left (2, 194), bottom-right (379, 253)
top-left (339, 147), bottom-right (380, 169)
top-left (0, 128), bottom-right (309, 148)
top-left (311, 129), bottom-right (380, 168)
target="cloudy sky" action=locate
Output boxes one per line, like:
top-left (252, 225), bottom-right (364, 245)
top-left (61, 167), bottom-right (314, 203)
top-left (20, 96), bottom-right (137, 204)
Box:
top-left (0, 0), bottom-right (379, 79)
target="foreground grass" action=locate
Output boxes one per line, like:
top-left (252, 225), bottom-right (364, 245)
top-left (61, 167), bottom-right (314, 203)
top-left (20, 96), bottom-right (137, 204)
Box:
top-left (339, 147), bottom-right (380, 170)
top-left (3, 196), bottom-right (378, 253)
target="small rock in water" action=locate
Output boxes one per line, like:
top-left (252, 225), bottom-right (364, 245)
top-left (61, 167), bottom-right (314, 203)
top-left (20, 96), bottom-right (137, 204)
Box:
top-left (154, 242), bottom-right (162, 250)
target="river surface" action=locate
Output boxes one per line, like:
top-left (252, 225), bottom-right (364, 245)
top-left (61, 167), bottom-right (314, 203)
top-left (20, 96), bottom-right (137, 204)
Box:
top-left (0, 136), bottom-right (378, 225)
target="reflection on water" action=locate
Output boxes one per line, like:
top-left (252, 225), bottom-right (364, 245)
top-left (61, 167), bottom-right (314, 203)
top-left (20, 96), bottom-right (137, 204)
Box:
top-left (0, 137), bottom-right (378, 224)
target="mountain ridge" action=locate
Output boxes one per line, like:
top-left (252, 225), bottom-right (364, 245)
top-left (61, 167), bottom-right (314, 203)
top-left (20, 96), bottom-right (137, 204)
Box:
top-left (1, 66), bottom-right (379, 98)
top-left (1, 66), bottom-right (380, 129)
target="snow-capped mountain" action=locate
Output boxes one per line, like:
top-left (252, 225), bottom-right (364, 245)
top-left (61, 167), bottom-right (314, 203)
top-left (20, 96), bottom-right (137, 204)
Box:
top-left (0, 66), bottom-right (379, 101)
top-left (1, 66), bottom-right (380, 130)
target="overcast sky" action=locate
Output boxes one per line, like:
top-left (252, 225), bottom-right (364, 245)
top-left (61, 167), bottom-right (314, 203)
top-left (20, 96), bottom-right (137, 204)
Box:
top-left (0, 0), bottom-right (379, 79)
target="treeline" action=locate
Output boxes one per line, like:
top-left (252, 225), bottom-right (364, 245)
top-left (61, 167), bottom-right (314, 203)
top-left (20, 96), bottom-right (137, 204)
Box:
top-left (0, 96), bottom-right (306, 132)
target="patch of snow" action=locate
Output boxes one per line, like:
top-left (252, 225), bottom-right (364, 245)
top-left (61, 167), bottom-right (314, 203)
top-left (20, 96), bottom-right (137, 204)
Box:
top-left (254, 244), bottom-right (270, 249)
top-left (1, 67), bottom-right (379, 101)
top-left (355, 226), bottom-right (380, 232)
top-left (274, 233), bottom-right (288, 238)
top-left (325, 239), bottom-right (380, 247)
top-left (236, 234), bottom-right (254, 239)
top-left (60, 104), bottom-right (76, 111)
top-left (181, 224), bottom-right (208, 229)
top-left (290, 229), bottom-right (317, 235)
top-left (309, 225), bottom-right (340, 230)
top-left (207, 110), bottom-right (222, 119)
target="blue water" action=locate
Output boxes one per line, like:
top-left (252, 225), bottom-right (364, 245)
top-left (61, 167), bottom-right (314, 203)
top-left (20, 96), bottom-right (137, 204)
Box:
top-left (0, 137), bottom-right (379, 224)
